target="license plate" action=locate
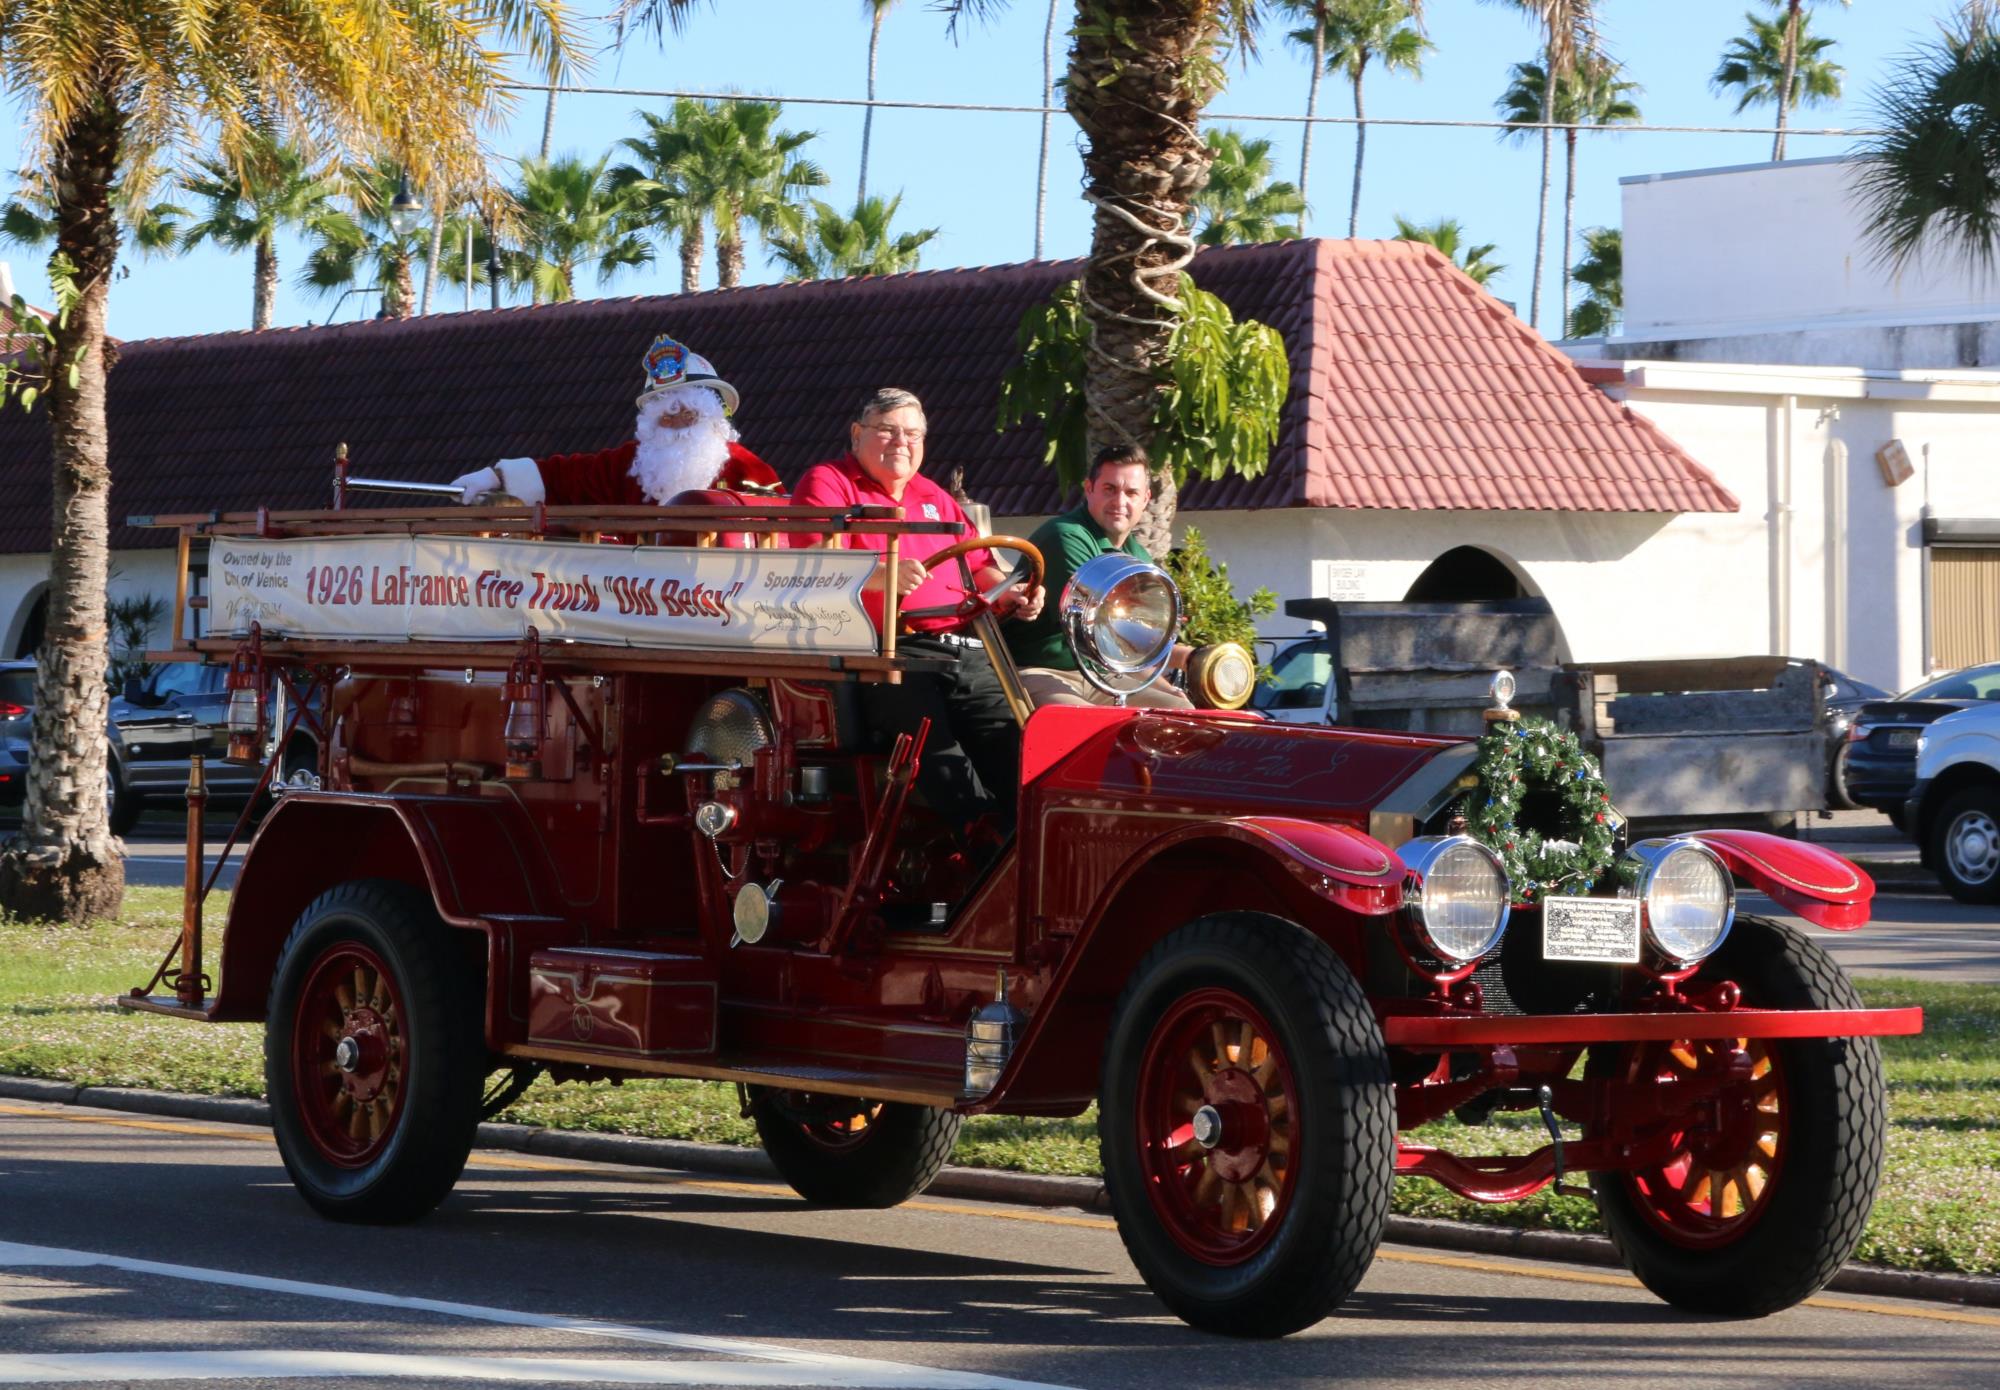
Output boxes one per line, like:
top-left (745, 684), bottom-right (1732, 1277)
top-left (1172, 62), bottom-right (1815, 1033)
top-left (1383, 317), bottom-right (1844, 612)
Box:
top-left (1887, 728), bottom-right (1920, 750)
top-left (1542, 896), bottom-right (1642, 964)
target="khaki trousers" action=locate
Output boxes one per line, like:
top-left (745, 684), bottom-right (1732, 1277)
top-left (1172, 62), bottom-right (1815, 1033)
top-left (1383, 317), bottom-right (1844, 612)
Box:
top-left (1020, 666), bottom-right (1193, 710)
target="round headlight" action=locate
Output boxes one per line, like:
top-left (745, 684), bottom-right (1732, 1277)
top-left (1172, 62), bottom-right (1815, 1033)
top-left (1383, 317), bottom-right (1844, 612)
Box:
top-left (1187, 641), bottom-right (1255, 710)
top-left (1400, 835), bottom-right (1511, 964)
top-left (1060, 553), bottom-right (1179, 697)
top-left (1620, 839), bottom-right (1735, 965)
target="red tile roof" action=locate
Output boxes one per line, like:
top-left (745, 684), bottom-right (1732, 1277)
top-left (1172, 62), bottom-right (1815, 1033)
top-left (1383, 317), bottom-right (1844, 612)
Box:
top-left (0, 238), bottom-right (1733, 554)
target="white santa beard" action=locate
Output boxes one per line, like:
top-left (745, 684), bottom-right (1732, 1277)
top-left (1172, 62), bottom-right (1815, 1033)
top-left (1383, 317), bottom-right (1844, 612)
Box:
top-left (630, 411), bottom-right (736, 504)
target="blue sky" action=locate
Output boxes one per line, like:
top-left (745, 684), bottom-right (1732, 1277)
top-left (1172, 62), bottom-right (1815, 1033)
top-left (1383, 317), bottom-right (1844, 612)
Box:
top-left (0, 0), bottom-right (1967, 343)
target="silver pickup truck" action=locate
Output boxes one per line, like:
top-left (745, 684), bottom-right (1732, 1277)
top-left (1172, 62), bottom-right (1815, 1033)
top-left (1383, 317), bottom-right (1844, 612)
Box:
top-left (1253, 597), bottom-right (1827, 830)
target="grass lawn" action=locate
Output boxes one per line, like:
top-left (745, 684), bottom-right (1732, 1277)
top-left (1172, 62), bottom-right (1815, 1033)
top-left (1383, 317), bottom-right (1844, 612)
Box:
top-left (3, 888), bottom-right (1995, 1276)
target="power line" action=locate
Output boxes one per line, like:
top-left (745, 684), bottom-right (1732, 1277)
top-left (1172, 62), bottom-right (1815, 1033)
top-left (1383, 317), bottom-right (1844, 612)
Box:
top-left (501, 82), bottom-right (1893, 138)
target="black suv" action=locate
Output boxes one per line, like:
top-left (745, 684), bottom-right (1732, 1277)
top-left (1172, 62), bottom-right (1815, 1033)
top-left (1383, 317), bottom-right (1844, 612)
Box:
top-left (109, 662), bottom-right (322, 832)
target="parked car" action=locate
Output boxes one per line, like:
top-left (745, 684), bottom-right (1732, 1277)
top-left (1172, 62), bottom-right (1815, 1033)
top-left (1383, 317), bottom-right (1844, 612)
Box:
top-left (1841, 661), bottom-right (2000, 829)
top-left (0, 658), bottom-right (323, 833)
top-left (1905, 702), bottom-right (2000, 903)
top-left (110, 661), bottom-right (322, 832)
top-left (1822, 665), bottom-right (1891, 809)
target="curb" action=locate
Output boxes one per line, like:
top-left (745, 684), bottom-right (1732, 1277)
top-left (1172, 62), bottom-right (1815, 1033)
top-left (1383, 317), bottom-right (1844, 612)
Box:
top-left (5, 1075), bottom-right (1996, 1311)
top-left (1848, 858), bottom-right (1945, 896)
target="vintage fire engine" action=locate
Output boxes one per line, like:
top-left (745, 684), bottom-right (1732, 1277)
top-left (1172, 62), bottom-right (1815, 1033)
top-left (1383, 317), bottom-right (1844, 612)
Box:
top-left (123, 481), bottom-right (1920, 1339)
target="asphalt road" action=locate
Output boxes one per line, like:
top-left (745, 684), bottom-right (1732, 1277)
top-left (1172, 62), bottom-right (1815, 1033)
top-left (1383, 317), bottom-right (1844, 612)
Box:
top-left (0, 1101), bottom-right (1994, 1390)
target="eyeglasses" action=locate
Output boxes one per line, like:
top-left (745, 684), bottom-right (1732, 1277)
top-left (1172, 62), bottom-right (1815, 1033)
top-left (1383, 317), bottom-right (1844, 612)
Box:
top-left (864, 425), bottom-right (926, 443)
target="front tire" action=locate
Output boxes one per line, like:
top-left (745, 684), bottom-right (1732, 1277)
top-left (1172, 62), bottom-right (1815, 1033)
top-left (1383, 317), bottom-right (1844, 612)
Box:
top-left (1930, 787), bottom-right (2000, 904)
top-left (1587, 915), bottom-right (1886, 1316)
top-left (265, 879), bottom-right (485, 1223)
top-left (1099, 914), bottom-right (1394, 1338)
top-left (749, 1090), bottom-right (960, 1208)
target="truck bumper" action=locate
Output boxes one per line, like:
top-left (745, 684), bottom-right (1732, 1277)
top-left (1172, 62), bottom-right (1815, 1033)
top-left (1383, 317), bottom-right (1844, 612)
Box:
top-left (1379, 1006), bottom-right (1921, 1047)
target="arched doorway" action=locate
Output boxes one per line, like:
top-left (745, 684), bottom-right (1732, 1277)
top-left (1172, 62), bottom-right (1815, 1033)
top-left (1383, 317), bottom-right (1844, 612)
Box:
top-left (1403, 545), bottom-right (1537, 602)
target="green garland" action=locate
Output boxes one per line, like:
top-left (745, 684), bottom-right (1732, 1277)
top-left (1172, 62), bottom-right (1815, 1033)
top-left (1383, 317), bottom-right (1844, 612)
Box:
top-left (1462, 715), bottom-right (1619, 906)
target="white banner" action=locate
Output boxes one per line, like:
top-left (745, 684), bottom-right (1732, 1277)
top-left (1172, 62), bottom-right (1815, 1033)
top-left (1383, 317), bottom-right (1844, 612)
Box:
top-left (211, 535), bottom-right (880, 654)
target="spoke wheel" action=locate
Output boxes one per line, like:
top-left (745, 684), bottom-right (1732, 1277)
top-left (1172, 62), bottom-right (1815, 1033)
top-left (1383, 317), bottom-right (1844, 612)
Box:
top-left (291, 942), bottom-right (408, 1169)
top-left (1612, 1037), bottom-right (1786, 1250)
top-left (1100, 913), bottom-right (1393, 1338)
top-left (1136, 988), bottom-right (1299, 1266)
top-left (750, 1088), bottom-right (959, 1209)
top-left (266, 879), bottom-right (485, 1223)
top-left (1587, 915), bottom-right (1885, 1317)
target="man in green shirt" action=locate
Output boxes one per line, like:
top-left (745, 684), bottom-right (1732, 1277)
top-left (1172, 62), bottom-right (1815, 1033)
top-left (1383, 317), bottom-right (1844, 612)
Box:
top-left (1007, 444), bottom-right (1192, 708)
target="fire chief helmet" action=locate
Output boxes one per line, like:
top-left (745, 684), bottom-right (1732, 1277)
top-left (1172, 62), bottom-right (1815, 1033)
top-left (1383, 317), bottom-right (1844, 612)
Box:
top-left (637, 333), bottom-right (739, 416)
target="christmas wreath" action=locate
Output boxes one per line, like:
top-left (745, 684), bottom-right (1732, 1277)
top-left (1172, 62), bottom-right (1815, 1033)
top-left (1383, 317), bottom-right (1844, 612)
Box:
top-left (1462, 716), bottom-right (1619, 906)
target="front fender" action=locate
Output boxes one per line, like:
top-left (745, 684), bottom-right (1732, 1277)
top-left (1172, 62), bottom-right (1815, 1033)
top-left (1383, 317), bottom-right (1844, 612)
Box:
top-left (978, 817), bottom-right (1403, 1113)
top-left (1689, 829), bottom-right (1873, 930)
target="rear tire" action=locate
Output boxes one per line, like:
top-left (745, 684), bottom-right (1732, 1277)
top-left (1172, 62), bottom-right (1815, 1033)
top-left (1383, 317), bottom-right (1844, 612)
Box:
top-left (1099, 913), bottom-right (1394, 1338)
top-left (265, 879), bottom-right (485, 1223)
top-left (749, 1090), bottom-right (960, 1208)
top-left (1587, 915), bottom-right (1885, 1316)
top-left (1930, 787), bottom-right (2000, 905)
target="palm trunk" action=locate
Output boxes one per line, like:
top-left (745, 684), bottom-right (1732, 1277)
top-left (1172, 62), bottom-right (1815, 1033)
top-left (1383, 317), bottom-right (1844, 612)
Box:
top-left (717, 219), bottom-right (745, 289)
top-left (1348, 67), bottom-right (1366, 240)
top-left (680, 220), bottom-right (705, 293)
top-left (540, 87), bottom-right (559, 161)
top-left (1530, 53), bottom-right (1555, 331)
top-left (1035, 0), bottom-right (1060, 258)
top-left (390, 251), bottom-right (415, 318)
top-left (420, 213), bottom-right (445, 315)
top-left (1301, 12), bottom-right (1324, 228)
top-left (1561, 127), bottom-right (1577, 335)
top-left (1774, 0), bottom-right (1801, 161)
top-left (859, 8), bottom-right (885, 206)
top-left (1067, 0), bottom-right (1215, 557)
top-left (252, 232), bottom-right (278, 330)
top-left (0, 86), bottom-right (126, 923)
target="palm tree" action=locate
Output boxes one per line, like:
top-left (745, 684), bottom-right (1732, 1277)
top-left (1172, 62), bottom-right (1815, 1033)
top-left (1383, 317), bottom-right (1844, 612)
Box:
top-left (1498, 1), bottom-right (1596, 334)
top-left (1712, 6), bottom-right (1844, 160)
top-left (772, 194), bottom-right (938, 279)
top-left (0, 0), bottom-right (575, 923)
top-left (1497, 55), bottom-right (1639, 331)
top-left (1035, 0), bottom-right (1062, 256)
top-left (1566, 226), bottom-right (1620, 336)
top-left (500, 155), bottom-right (654, 303)
top-left (859, 1), bottom-right (902, 205)
top-left (1297, 0), bottom-right (1430, 238)
top-left (1275, 1), bottom-right (1332, 223)
top-left (1854, 26), bottom-right (2000, 274)
top-left (1192, 130), bottom-right (1306, 245)
top-left (179, 136), bottom-right (343, 329)
top-left (1394, 215), bottom-right (1505, 285)
top-left (300, 160), bottom-right (434, 319)
top-left (611, 100), bottom-right (713, 293)
top-left (661, 100), bottom-right (829, 290)
top-left (2, 162), bottom-right (182, 261)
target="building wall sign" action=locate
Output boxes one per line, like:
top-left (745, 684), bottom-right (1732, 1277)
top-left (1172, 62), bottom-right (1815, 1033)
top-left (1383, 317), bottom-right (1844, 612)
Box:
top-left (211, 535), bottom-right (879, 653)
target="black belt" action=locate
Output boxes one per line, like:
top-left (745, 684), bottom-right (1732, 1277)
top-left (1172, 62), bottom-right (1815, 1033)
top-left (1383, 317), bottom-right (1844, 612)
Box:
top-left (904, 631), bottom-right (982, 650)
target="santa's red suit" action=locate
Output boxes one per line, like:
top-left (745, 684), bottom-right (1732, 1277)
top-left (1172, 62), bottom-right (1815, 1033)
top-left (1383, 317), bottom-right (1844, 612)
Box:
top-left (527, 439), bottom-right (782, 505)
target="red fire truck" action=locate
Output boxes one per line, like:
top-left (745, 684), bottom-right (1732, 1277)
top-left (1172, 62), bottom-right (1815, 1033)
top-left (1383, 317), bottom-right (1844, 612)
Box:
top-left (123, 487), bottom-right (1919, 1338)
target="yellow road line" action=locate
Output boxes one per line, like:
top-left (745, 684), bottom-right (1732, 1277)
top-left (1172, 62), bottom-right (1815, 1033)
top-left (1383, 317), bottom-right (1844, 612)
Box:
top-left (6, 1101), bottom-right (1997, 1329)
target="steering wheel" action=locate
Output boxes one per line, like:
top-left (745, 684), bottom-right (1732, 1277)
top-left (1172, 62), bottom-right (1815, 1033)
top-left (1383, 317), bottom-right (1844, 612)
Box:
top-left (897, 535), bottom-right (1046, 624)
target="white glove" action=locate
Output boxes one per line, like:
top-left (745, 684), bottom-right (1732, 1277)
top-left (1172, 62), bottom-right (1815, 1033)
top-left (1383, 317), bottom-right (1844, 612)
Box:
top-left (451, 466), bottom-right (502, 504)
top-left (451, 459), bottom-right (545, 505)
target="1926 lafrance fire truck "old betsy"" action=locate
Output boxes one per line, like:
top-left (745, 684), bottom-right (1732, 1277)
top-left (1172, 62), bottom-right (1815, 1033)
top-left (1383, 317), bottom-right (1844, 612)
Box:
top-left (122, 478), bottom-right (1921, 1338)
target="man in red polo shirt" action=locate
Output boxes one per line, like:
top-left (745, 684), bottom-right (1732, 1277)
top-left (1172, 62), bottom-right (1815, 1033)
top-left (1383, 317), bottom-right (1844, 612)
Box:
top-left (791, 387), bottom-right (1043, 835)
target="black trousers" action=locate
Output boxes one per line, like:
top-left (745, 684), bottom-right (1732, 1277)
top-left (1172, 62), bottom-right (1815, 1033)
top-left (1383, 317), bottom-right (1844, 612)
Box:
top-left (860, 636), bottom-right (1020, 834)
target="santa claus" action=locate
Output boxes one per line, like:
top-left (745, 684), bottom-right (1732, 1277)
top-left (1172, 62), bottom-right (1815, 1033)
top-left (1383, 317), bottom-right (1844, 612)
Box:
top-left (450, 333), bottom-right (780, 505)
